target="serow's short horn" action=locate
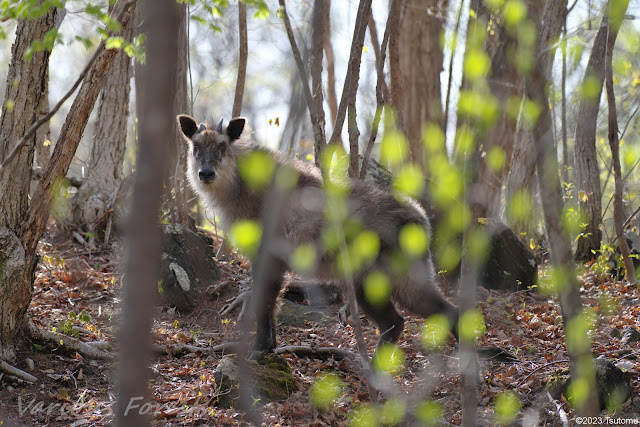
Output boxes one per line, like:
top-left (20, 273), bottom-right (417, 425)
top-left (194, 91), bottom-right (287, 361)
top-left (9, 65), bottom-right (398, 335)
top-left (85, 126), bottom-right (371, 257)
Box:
top-left (198, 123), bottom-right (206, 133)
top-left (215, 118), bottom-right (224, 132)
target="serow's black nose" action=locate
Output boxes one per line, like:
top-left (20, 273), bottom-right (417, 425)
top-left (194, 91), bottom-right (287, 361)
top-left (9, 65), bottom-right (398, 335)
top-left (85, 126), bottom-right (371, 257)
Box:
top-left (199, 167), bottom-right (215, 183)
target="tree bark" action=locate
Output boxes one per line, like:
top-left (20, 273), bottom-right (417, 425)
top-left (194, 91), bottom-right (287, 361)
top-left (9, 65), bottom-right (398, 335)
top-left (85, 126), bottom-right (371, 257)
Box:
top-left (117, 0), bottom-right (178, 423)
top-left (324, 0), bottom-right (338, 125)
top-left (604, 0), bottom-right (634, 283)
top-left (527, 0), bottom-right (601, 417)
top-left (388, 0), bottom-right (405, 134)
top-left (171, 2), bottom-right (191, 228)
top-left (398, 0), bottom-right (446, 168)
top-left (279, 0), bottom-right (326, 165)
top-left (72, 5), bottom-right (134, 236)
top-left (311, 0), bottom-right (326, 165)
top-left (327, 0), bottom-right (373, 149)
top-left (0, 5), bottom-right (57, 361)
top-left (232, 1), bottom-right (247, 118)
top-left (574, 7), bottom-right (613, 261)
top-left (472, 2), bottom-right (523, 220)
top-left (33, 10), bottom-right (66, 170)
top-left (22, 1), bottom-right (136, 257)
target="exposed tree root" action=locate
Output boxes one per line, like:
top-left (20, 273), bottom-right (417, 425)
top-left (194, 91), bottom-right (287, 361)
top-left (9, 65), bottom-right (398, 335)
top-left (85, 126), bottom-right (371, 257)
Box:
top-left (26, 322), bottom-right (116, 361)
top-left (220, 290), bottom-right (251, 319)
top-left (0, 360), bottom-right (37, 383)
top-left (275, 345), bottom-right (358, 360)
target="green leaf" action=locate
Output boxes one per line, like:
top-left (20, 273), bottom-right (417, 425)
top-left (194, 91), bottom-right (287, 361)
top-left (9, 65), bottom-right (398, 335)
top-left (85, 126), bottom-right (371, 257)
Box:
top-left (398, 223), bottom-right (429, 258)
top-left (310, 372), bottom-right (343, 410)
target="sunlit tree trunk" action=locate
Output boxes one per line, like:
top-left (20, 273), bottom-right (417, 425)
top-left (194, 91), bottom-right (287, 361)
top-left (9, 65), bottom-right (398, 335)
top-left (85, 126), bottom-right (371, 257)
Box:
top-left (72, 5), bottom-right (134, 237)
top-left (574, 5), bottom-right (617, 261)
top-left (0, 6), bottom-right (58, 361)
top-left (398, 0), bottom-right (446, 168)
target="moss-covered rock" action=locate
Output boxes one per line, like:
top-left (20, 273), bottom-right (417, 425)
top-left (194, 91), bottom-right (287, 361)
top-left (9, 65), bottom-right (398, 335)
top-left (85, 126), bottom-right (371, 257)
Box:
top-left (214, 353), bottom-right (297, 408)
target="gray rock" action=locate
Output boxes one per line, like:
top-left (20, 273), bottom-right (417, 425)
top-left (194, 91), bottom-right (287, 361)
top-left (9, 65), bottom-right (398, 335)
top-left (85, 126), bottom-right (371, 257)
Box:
top-left (157, 224), bottom-right (219, 312)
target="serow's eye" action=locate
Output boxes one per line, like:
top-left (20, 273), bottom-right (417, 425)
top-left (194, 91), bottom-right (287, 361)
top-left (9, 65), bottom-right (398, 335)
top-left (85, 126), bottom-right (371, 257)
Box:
top-left (192, 144), bottom-right (201, 156)
top-left (217, 144), bottom-right (226, 157)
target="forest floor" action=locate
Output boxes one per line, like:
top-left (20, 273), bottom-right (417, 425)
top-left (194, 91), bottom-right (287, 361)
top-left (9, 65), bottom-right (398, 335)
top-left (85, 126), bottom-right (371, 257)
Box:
top-left (1, 227), bottom-right (639, 426)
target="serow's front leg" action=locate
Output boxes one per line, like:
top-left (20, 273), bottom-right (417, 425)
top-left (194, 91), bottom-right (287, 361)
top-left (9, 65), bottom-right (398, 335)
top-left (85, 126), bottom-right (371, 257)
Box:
top-left (249, 257), bottom-right (287, 359)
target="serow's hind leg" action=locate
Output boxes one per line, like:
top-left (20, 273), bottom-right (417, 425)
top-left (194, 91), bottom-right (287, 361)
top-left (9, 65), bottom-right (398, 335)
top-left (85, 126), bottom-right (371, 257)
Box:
top-left (250, 257), bottom-right (287, 358)
top-left (355, 284), bottom-right (405, 348)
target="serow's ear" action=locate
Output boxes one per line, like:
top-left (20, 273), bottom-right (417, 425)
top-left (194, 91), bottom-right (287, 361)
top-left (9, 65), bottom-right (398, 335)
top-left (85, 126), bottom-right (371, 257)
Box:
top-left (177, 115), bottom-right (198, 139)
top-left (227, 117), bottom-right (246, 141)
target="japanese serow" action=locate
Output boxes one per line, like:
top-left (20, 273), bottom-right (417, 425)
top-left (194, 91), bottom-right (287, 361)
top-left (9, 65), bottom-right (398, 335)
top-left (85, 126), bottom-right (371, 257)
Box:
top-left (177, 115), bottom-right (459, 355)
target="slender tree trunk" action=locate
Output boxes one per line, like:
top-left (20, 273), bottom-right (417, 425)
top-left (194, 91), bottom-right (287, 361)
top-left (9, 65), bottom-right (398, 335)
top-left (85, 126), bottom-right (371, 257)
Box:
top-left (398, 0), bottom-right (446, 168)
top-left (604, 0), bottom-right (634, 283)
top-left (528, 0), bottom-right (601, 417)
top-left (0, 5), bottom-right (58, 361)
top-left (72, 5), bottom-right (134, 236)
top-left (561, 20), bottom-right (570, 185)
top-left (574, 6), bottom-right (614, 261)
top-left (117, 0), bottom-right (178, 423)
top-left (311, 0), bottom-right (326, 164)
top-left (232, 1), bottom-right (247, 118)
top-left (324, 0), bottom-right (338, 125)
top-left (327, 0), bottom-right (372, 156)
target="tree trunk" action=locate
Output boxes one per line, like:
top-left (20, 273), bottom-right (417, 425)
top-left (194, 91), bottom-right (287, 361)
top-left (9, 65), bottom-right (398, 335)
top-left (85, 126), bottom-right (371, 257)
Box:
top-left (324, 0), bottom-right (338, 126)
top-left (117, 0), bottom-right (179, 423)
top-left (23, 1), bottom-right (136, 257)
top-left (473, 3), bottom-right (523, 220)
top-left (574, 8), bottom-right (613, 261)
top-left (504, 1), bottom-right (546, 236)
top-left (33, 10), bottom-right (66, 170)
top-left (388, 0), bottom-right (405, 134)
top-left (398, 0), bottom-right (446, 167)
top-left (604, 0), bottom-right (634, 283)
top-left (0, 6), bottom-right (58, 361)
top-left (232, 1), bottom-right (247, 118)
top-left (72, 5), bottom-right (134, 237)
top-left (171, 2), bottom-right (191, 228)
top-left (527, 0), bottom-right (601, 417)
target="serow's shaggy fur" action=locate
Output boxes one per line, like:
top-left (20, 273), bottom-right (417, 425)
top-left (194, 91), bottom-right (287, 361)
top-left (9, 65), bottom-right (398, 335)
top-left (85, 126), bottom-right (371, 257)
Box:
top-left (177, 114), bottom-right (458, 355)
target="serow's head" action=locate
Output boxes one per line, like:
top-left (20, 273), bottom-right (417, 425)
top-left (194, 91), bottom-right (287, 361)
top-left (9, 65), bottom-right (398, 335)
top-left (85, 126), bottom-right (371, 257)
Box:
top-left (177, 115), bottom-right (245, 185)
